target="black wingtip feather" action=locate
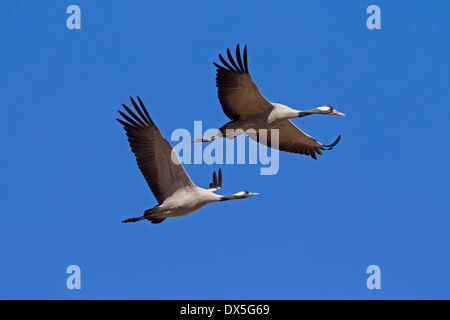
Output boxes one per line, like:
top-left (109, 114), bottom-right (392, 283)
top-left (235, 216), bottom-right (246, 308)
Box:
top-left (213, 43), bottom-right (248, 73)
top-left (116, 118), bottom-right (130, 128)
top-left (219, 53), bottom-right (237, 72)
top-left (122, 104), bottom-right (146, 127)
top-left (213, 171), bottom-right (218, 186)
top-left (243, 45), bottom-right (248, 72)
top-left (214, 45), bottom-right (249, 74)
top-left (235, 44), bottom-right (245, 72)
top-left (136, 96), bottom-right (153, 124)
top-left (129, 96), bottom-right (149, 125)
top-left (118, 110), bottom-right (141, 128)
top-left (116, 97), bottom-right (155, 129)
top-left (227, 48), bottom-right (240, 71)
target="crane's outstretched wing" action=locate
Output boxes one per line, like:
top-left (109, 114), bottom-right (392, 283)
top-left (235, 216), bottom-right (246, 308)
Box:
top-left (248, 120), bottom-right (341, 160)
top-left (214, 44), bottom-right (273, 120)
top-left (117, 97), bottom-right (195, 204)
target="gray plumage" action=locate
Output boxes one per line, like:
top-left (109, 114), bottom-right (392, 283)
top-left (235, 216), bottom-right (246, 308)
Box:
top-left (195, 44), bottom-right (345, 160)
top-left (117, 97), bottom-right (258, 224)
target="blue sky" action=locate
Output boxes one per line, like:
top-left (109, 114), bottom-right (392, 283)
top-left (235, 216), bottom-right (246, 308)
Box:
top-left (0, 0), bottom-right (449, 299)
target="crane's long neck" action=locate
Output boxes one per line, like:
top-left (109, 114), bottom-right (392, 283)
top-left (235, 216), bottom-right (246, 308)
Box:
top-left (219, 192), bottom-right (247, 201)
top-left (271, 103), bottom-right (326, 120)
top-left (297, 108), bottom-right (324, 118)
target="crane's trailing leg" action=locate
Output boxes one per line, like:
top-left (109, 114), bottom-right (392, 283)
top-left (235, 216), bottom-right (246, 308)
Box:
top-left (122, 207), bottom-right (166, 224)
top-left (122, 216), bottom-right (145, 223)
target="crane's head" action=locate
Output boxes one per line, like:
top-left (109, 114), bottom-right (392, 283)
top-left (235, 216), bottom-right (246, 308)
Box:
top-left (236, 190), bottom-right (259, 198)
top-left (220, 190), bottom-right (259, 201)
top-left (317, 106), bottom-right (345, 116)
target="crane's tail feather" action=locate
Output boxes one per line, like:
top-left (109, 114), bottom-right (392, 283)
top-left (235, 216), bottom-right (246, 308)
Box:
top-left (146, 217), bottom-right (166, 224)
top-left (144, 207), bottom-right (166, 224)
